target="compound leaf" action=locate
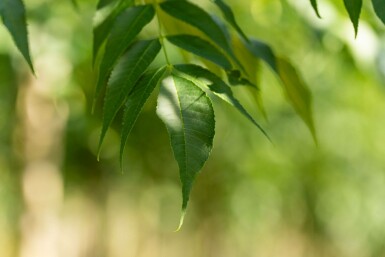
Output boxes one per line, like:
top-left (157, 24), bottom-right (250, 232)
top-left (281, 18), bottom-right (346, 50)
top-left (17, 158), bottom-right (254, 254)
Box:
top-left (167, 35), bottom-right (232, 70)
top-left (94, 4), bottom-right (155, 104)
top-left (120, 66), bottom-right (168, 166)
top-left (175, 64), bottom-right (270, 140)
top-left (372, 0), bottom-right (385, 25)
top-left (98, 39), bottom-right (161, 154)
top-left (343, 0), bottom-right (362, 37)
top-left (156, 74), bottom-right (215, 222)
top-left (0, 0), bottom-right (34, 73)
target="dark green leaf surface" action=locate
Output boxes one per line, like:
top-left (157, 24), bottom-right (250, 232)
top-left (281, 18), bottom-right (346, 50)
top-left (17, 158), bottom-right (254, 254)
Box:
top-left (160, 1), bottom-right (236, 64)
top-left (310, 0), bottom-right (321, 18)
top-left (343, 0), bottom-right (362, 36)
top-left (167, 35), bottom-right (232, 70)
top-left (120, 67), bottom-right (168, 166)
top-left (156, 74), bottom-right (215, 214)
top-left (97, 0), bottom-right (116, 9)
top-left (246, 39), bottom-right (277, 72)
top-left (175, 64), bottom-right (270, 140)
top-left (94, 5), bottom-right (155, 104)
top-left (372, 0), bottom-right (385, 24)
top-left (0, 0), bottom-right (34, 72)
top-left (93, 0), bottom-right (135, 65)
top-left (98, 39), bottom-right (161, 153)
top-left (277, 58), bottom-right (316, 141)
top-left (213, 0), bottom-right (249, 42)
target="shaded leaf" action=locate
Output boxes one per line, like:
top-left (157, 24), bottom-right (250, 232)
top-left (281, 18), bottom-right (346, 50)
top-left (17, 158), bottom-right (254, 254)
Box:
top-left (276, 58), bottom-right (316, 141)
top-left (343, 0), bottom-right (362, 37)
top-left (167, 35), bottom-right (232, 70)
top-left (94, 4), bottom-right (155, 104)
top-left (246, 39), bottom-right (277, 72)
top-left (174, 64), bottom-right (270, 140)
top-left (97, 0), bottom-right (117, 10)
top-left (156, 74), bottom-right (215, 219)
top-left (160, 1), bottom-right (238, 66)
top-left (310, 0), bottom-right (321, 18)
top-left (93, 0), bottom-right (135, 65)
top-left (98, 39), bottom-right (161, 154)
top-left (0, 0), bottom-right (34, 73)
top-left (213, 0), bottom-right (249, 42)
top-left (120, 67), bottom-right (168, 166)
top-left (372, 0), bottom-right (385, 25)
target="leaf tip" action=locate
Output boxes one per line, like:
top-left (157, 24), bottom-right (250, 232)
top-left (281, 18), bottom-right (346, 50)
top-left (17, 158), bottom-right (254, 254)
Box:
top-left (174, 209), bottom-right (186, 232)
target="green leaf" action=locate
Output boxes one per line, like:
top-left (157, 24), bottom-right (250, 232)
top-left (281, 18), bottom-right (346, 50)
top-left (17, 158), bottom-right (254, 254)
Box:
top-left (372, 0), bottom-right (385, 25)
top-left (97, 0), bottom-right (117, 10)
top-left (94, 4), bottom-right (155, 105)
top-left (246, 39), bottom-right (277, 72)
top-left (310, 0), bottom-right (321, 18)
top-left (156, 74), bottom-right (215, 217)
top-left (98, 39), bottom-right (161, 154)
top-left (174, 64), bottom-right (270, 140)
top-left (276, 58), bottom-right (317, 141)
top-left (160, 1), bottom-right (237, 66)
top-left (213, 0), bottom-right (249, 42)
top-left (0, 0), bottom-right (34, 73)
top-left (167, 35), bottom-right (232, 70)
top-left (343, 0), bottom-right (362, 37)
top-left (120, 67), bottom-right (168, 166)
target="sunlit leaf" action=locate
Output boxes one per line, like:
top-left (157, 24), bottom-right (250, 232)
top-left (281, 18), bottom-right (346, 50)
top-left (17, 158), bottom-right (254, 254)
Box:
top-left (94, 4), bottom-right (155, 105)
top-left (98, 39), bottom-right (161, 154)
top-left (276, 58), bottom-right (316, 141)
top-left (343, 0), bottom-right (362, 37)
top-left (174, 64), bottom-right (270, 140)
top-left (120, 67), bottom-right (168, 166)
top-left (0, 0), bottom-right (34, 73)
top-left (310, 0), bottom-right (321, 18)
top-left (372, 0), bottom-right (385, 25)
top-left (167, 35), bottom-right (232, 70)
top-left (213, 0), bottom-right (249, 42)
top-left (93, 0), bottom-right (135, 65)
top-left (156, 74), bottom-right (215, 219)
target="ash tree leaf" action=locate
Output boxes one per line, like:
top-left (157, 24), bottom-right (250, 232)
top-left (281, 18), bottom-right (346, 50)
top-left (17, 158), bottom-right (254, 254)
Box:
top-left (277, 58), bottom-right (317, 141)
top-left (94, 4), bottom-right (155, 105)
top-left (343, 0), bottom-right (362, 37)
top-left (93, 0), bottom-right (135, 65)
top-left (310, 0), bottom-right (321, 18)
top-left (0, 0), bottom-right (34, 73)
top-left (166, 35), bottom-right (232, 70)
top-left (372, 0), bottom-right (385, 25)
top-left (156, 74), bottom-right (215, 226)
top-left (98, 39), bottom-right (161, 154)
top-left (174, 64), bottom-right (270, 140)
top-left (160, 0), bottom-right (240, 68)
top-left (120, 66), bottom-right (168, 166)
top-left (213, 0), bottom-right (249, 42)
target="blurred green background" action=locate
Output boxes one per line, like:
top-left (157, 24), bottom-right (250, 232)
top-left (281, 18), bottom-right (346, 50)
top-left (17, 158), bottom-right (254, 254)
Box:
top-left (1, 0), bottom-right (385, 256)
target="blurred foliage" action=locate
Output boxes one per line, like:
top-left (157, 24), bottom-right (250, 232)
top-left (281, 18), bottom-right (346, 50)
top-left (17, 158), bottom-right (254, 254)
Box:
top-left (1, 0), bottom-right (385, 257)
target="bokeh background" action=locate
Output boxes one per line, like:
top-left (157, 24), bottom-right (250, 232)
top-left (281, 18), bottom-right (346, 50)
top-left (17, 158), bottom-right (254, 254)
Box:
top-left (1, 0), bottom-right (385, 256)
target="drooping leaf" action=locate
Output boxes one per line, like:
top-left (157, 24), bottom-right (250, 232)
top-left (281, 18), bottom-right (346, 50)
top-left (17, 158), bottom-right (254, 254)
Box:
top-left (94, 4), bottom-right (155, 105)
top-left (372, 0), bottom-right (385, 25)
top-left (160, 1), bottom-right (239, 66)
top-left (156, 74), bottom-right (215, 219)
top-left (93, 0), bottom-right (135, 65)
top-left (0, 0), bottom-right (34, 73)
top-left (276, 58), bottom-right (317, 141)
top-left (98, 39), bottom-right (161, 154)
top-left (97, 0), bottom-right (117, 10)
top-left (174, 64), bottom-right (270, 140)
top-left (213, 0), bottom-right (249, 42)
top-left (120, 67), bottom-right (168, 166)
top-left (310, 0), bottom-right (321, 18)
top-left (246, 39), bottom-right (277, 72)
top-left (167, 35), bottom-right (232, 70)
top-left (343, 0), bottom-right (362, 37)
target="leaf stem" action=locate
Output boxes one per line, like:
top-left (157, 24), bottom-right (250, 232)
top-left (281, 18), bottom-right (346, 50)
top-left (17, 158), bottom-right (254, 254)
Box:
top-left (153, 1), bottom-right (172, 67)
